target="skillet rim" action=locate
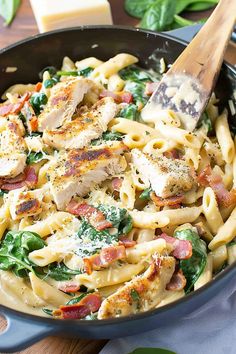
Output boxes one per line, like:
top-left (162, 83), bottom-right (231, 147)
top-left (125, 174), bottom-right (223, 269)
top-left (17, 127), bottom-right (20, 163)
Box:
top-left (0, 25), bottom-right (235, 326)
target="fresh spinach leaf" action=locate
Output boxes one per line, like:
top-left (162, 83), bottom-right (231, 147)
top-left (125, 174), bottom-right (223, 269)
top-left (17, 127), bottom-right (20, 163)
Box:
top-left (140, 0), bottom-right (176, 32)
top-left (187, 1), bottom-right (218, 11)
top-left (91, 131), bottom-right (124, 145)
top-left (125, 0), bottom-right (156, 19)
top-left (0, 231), bottom-right (45, 277)
top-left (26, 152), bottom-right (44, 165)
top-left (139, 187), bottom-right (152, 200)
top-left (172, 14), bottom-right (196, 27)
top-left (119, 104), bottom-right (139, 121)
top-left (0, 0), bottom-right (21, 25)
top-left (30, 93), bottom-right (48, 115)
top-left (174, 228), bottom-right (207, 293)
top-left (45, 262), bottom-right (82, 281)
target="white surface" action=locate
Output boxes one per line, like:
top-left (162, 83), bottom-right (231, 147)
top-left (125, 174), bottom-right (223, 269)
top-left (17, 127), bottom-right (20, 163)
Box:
top-left (100, 278), bottom-right (236, 354)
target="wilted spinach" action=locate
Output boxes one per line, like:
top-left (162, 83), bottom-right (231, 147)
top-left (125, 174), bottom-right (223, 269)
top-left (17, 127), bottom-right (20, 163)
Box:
top-left (45, 262), bottom-right (82, 281)
top-left (97, 204), bottom-right (133, 235)
top-left (91, 131), bottom-right (124, 145)
top-left (26, 152), bottom-right (45, 165)
top-left (119, 104), bottom-right (139, 121)
top-left (0, 231), bottom-right (45, 277)
top-left (174, 228), bottom-right (207, 293)
top-left (30, 93), bottom-right (48, 115)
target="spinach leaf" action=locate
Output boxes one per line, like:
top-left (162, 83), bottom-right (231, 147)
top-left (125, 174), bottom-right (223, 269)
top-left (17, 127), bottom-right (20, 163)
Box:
top-left (0, 190), bottom-right (8, 197)
top-left (172, 14), bottom-right (196, 28)
top-left (78, 67), bottom-right (93, 77)
top-left (187, 1), bottom-right (218, 11)
top-left (91, 131), bottom-right (124, 145)
top-left (0, 0), bottom-right (21, 25)
top-left (139, 187), bottom-right (152, 200)
top-left (97, 205), bottom-right (133, 235)
top-left (76, 220), bottom-right (117, 257)
top-left (43, 76), bottom-right (60, 89)
top-left (196, 111), bottom-right (212, 133)
top-left (42, 308), bottom-right (53, 316)
top-left (66, 293), bottom-right (88, 305)
top-left (119, 104), bottom-right (139, 121)
top-left (57, 70), bottom-right (78, 77)
top-left (119, 65), bottom-right (153, 82)
top-left (30, 93), bottom-right (48, 115)
top-left (174, 228), bottom-right (207, 293)
top-left (45, 262), bottom-right (82, 281)
top-left (26, 152), bottom-right (44, 165)
top-left (125, 81), bottom-right (148, 105)
top-left (0, 231), bottom-right (45, 277)
top-left (125, 0), bottom-right (156, 19)
top-left (140, 0), bottom-right (176, 32)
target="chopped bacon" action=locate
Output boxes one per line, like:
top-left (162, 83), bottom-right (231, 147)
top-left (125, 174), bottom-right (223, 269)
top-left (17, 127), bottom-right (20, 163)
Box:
top-left (99, 90), bottom-right (133, 104)
top-left (28, 116), bottom-right (38, 132)
top-left (58, 284), bottom-right (80, 293)
top-left (156, 233), bottom-right (192, 260)
top-left (145, 82), bottom-right (159, 95)
top-left (1, 166), bottom-right (37, 191)
top-left (66, 201), bottom-right (112, 231)
top-left (119, 239), bottom-right (137, 248)
top-left (111, 177), bottom-right (123, 192)
top-left (151, 192), bottom-right (184, 207)
top-left (166, 269), bottom-right (186, 291)
top-left (53, 293), bottom-right (102, 319)
top-left (35, 82), bottom-right (42, 92)
top-left (198, 165), bottom-right (236, 207)
top-left (0, 92), bottom-right (31, 117)
top-left (84, 245), bottom-right (126, 274)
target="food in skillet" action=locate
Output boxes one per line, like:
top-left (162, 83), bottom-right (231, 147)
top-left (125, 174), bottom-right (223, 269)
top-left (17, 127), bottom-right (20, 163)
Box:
top-left (0, 53), bottom-right (236, 320)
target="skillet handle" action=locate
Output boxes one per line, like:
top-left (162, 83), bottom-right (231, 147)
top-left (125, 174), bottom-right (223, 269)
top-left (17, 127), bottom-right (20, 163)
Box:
top-left (0, 310), bottom-right (56, 353)
top-left (165, 24), bottom-right (203, 43)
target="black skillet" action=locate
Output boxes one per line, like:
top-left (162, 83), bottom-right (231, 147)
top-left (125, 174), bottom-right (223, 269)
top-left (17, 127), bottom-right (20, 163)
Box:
top-left (0, 26), bottom-right (235, 353)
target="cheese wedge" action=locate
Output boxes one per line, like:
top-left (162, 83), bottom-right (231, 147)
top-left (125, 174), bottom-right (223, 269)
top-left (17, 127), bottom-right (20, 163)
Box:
top-left (30, 0), bottom-right (113, 33)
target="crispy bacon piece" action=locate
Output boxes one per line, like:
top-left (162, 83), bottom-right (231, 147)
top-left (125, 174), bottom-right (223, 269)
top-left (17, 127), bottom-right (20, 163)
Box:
top-left (84, 245), bottom-right (126, 274)
top-left (0, 92), bottom-right (31, 117)
top-left (53, 293), bottom-right (102, 319)
top-left (198, 165), bottom-right (236, 207)
top-left (145, 82), bottom-right (159, 95)
top-left (156, 233), bottom-right (192, 260)
top-left (58, 284), bottom-right (80, 293)
top-left (119, 238), bottom-right (137, 248)
top-left (1, 167), bottom-right (37, 191)
top-left (66, 201), bottom-right (112, 231)
top-left (166, 269), bottom-right (186, 291)
top-left (99, 90), bottom-right (133, 104)
top-left (151, 192), bottom-right (184, 207)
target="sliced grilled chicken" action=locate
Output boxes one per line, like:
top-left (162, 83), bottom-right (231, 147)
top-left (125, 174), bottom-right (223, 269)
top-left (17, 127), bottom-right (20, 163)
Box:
top-left (0, 116), bottom-right (27, 178)
top-left (131, 149), bottom-right (195, 198)
top-left (38, 77), bottom-right (93, 132)
top-left (47, 142), bottom-right (128, 209)
top-left (43, 97), bottom-right (117, 149)
top-left (98, 256), bottom-right (175, 319)
top-left (8, 187), bottom-right (43, 220)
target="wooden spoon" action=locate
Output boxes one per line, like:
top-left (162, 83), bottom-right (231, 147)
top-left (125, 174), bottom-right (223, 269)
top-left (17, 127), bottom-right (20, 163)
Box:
top-left (141, 0), bottom-right (236, 131)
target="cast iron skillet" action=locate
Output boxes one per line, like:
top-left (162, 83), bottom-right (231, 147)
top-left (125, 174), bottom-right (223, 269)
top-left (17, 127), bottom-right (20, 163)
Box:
top-left (0, 26), bottom-right (235, 353)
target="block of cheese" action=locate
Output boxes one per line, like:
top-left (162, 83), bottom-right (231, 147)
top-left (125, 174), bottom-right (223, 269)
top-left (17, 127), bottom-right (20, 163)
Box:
top-left (30, 0), bottom-right (113, 33)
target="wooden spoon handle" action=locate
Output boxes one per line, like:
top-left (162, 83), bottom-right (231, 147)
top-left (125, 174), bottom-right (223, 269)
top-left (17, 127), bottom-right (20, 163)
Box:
top-left (169, 0), bottom-right (236, 91)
